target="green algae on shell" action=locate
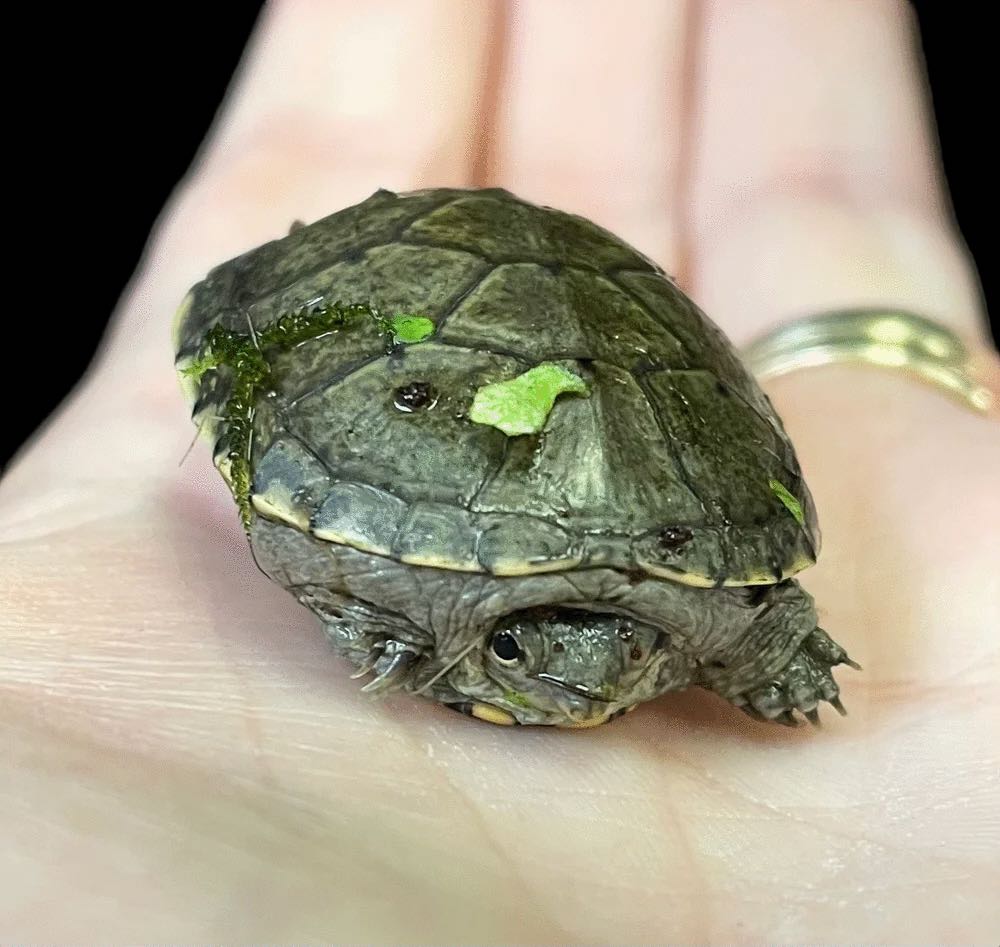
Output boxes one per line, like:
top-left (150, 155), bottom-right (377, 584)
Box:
top-left (178, 301), bottom-right (435, 529)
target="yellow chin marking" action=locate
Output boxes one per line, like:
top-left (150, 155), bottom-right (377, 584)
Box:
top-left (471, 703), bottom-right (517, 726)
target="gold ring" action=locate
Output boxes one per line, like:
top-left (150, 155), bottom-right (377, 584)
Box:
top-left (741, 309), bottom-right (997, 416)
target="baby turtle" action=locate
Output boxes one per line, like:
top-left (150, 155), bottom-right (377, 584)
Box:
top-left (174, 187), bottom-right (857, 728)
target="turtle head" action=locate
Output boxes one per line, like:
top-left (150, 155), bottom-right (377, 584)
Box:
top-left (442, 608), bottom-right (668, 727)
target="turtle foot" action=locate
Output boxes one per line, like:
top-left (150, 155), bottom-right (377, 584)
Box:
top-left (355, 638), bottom-right (422, 694)
top-left (734, 628), bottom-right (859, 726)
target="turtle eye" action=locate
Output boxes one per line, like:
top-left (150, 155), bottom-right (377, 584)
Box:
top-left (490, 631), bottom-right (522, 663)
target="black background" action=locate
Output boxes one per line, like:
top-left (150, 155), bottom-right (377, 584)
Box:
top-left (2, 3), bottom-right (994, 470)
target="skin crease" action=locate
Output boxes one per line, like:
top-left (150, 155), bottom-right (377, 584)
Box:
top-left (1, 0), bottom-right (999, 941)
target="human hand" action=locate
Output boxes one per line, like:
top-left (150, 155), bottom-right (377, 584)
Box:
top-left (3, 2), bottom-right (998, 941)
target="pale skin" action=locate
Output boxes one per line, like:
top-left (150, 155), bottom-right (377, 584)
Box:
top-left (2, 1), bottom-right (999, 941)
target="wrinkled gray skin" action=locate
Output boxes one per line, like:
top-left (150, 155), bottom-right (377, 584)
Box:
top-left (176, 187), bottom-right (856, 728)
top-left (251, 517), bottom-right (851, 727)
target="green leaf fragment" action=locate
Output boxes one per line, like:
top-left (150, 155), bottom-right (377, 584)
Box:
top-left (769, 478), bottom-right (805, 526)
top-left (389, 314), bottom-right (435, 344)
top-left (470, 362), bottom-right (589, 436)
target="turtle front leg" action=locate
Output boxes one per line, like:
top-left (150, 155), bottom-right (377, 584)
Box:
top-left (323, 622), bottom-right (426, 695)
top-left (295, 586), bottom-right (428, 695)
top-left (696, 580), bottom-right (860, 726)
top-left (350, 637), bottom-right (423, 694)
top-left (732, 628), bottom-right (861, 726)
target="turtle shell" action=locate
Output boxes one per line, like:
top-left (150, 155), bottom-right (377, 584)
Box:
top-left (175, 187), bottom-right (819, 588)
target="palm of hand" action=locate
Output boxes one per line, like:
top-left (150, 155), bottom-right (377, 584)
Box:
top-left (3, 4), bottom-right (998, 941)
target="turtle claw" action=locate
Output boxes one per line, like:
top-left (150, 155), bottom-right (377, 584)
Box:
top-left (807, 627), bottom-right (861, 672)
top-left (359, 639), bottom-right (421, 694)
top-left (738, 628), bottom-right (852, 726)
top-left (350, 641), bottom-right (385, 679)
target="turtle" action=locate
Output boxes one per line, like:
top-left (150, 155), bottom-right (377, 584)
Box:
top-left (174, 187), bottom-right (858, 729)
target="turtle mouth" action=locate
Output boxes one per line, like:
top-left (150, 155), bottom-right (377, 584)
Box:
top-left (532, 672), bottom-right (618, 726)
top-left (558, 705), bottom-right (638, 728)
top-left (532, 672), bottom-right (614, 702)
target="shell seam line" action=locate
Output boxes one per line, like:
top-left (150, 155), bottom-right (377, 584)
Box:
top-left (285, 350), bottom-right (389, 411)
top-left (236, 191), bottom-right (467, 314)
top-left (429, 260), bottom-right (500, 334)
top-left (716, 381), bottom-right (802, 482)
top-left (608, 273), bottom-right (695, 365)
top-left (634, 375), bottom-right (712, 520)
top-left (395, 235), bottom-right (658, 280)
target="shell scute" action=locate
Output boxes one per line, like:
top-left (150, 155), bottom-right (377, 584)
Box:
top-left (177, 188), bottom-right (818, 586)
top-left (250, 435), bottom-right (332, 530)
top-left (311, 482), bottom-right (408, 556)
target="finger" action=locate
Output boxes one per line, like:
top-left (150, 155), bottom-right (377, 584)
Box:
top-left (678, 2), bottom-right (998, 693)
top-left (491, 0), bottom-right (691, 270)
top-left (120, 0), bottom-right (497, 369)
top-left (687, 0), bottom-right (986, 342)
top-left (1, 1), bottom-right (496, 508)
top-left (175, 0), bottom-right (495, 250)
